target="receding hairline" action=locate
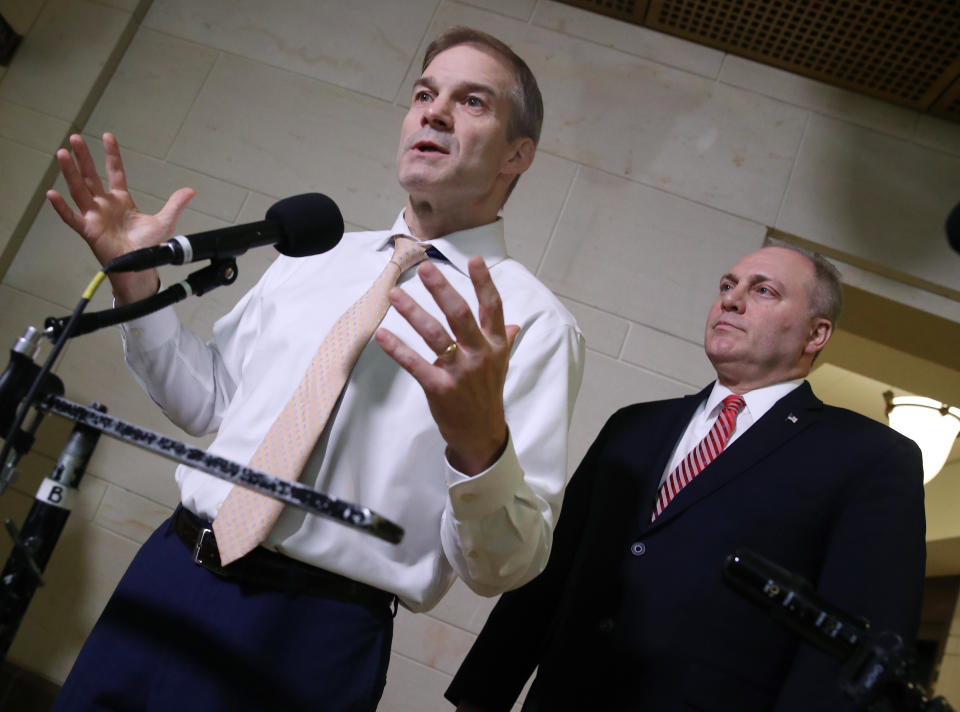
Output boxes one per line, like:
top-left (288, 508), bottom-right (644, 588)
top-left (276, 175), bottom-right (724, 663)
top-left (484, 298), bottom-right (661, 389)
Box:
top-left (421, 32), bottom-right (521, 77)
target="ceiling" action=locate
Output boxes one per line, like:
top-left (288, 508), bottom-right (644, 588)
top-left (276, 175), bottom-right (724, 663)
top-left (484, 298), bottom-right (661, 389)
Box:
top-left (556, 0), bottom-right (960, 124)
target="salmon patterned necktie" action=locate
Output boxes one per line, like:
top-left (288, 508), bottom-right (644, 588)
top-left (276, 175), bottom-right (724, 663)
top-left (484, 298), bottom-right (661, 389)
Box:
top-left (213, 236), bottom-right (429, 564)
top-left (651, 395), bottom-right (745, 522)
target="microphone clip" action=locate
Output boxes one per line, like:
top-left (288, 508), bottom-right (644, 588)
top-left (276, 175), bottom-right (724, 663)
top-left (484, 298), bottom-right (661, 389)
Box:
top-left (184, 256), bottom-right (238, 297)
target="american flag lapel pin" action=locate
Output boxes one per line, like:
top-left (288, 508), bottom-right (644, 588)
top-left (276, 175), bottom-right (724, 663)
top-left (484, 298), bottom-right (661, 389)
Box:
top-left (786, 413), bottom-right (798, 424)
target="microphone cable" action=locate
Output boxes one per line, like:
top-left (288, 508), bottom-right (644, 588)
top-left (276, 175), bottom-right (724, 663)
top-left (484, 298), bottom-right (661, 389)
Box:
top-left (0, 270), bottom-right (107, 478)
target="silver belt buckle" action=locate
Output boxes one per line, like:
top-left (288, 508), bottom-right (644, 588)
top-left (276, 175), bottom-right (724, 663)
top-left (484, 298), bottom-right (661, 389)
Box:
top-left (193, 527), bottom-right (214, 567)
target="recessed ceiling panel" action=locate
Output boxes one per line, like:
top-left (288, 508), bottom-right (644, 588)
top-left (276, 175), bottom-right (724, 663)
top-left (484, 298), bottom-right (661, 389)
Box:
top-left (556, 0), bottom-right (960, 119)
top-left (646, 0), bottom-right (960, 109)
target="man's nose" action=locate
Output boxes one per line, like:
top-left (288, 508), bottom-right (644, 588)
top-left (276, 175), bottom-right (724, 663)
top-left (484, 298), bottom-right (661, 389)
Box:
top-left (721, 289), bottom-right (744, 313)
top-left (422, 97), bottom-right (453, 130)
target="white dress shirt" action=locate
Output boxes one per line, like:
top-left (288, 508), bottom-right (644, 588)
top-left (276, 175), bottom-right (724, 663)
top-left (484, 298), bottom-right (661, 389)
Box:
top-left (121, 212), bottom-right (585, 611)
top-left (660, 379), bottom-right (803, 485)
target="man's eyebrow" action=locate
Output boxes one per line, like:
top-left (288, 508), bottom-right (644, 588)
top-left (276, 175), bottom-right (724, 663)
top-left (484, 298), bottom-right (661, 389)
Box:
top-left (413, 76), bottom-right (437, 92)
top-left (747, 272), bottom-right (779, 285)
top-left (413, 76), bottom-right (497, 97)
top-left (720, 272), bottom-right (782, 287)
top-left (457, 80), bottom-right (497, 96)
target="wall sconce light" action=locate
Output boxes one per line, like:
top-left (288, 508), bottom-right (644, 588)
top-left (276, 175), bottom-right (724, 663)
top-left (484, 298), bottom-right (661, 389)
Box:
top-left (884, 391), bottom-right (960, 484)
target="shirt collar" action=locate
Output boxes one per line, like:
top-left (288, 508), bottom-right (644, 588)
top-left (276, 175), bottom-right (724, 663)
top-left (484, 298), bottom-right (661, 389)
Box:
top-left (706, 379), bottom-right (804, 422)
top-left (373, 210), bottom-right (509, 276)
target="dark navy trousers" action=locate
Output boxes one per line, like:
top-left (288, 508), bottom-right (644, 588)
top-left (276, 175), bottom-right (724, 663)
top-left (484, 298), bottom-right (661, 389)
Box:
top-left (52, 512), bottom-right (394, 712)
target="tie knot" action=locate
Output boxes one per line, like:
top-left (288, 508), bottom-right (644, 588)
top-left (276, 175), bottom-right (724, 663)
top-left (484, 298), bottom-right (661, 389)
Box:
top-left (721, 395), bottom-right (746, 414)
top-left (390, 235), bottom-right (429, 275)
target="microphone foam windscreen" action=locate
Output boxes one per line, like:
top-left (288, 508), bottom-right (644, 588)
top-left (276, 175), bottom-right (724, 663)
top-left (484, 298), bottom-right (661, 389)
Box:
top-left (267, 193), bottom-right (344, 257)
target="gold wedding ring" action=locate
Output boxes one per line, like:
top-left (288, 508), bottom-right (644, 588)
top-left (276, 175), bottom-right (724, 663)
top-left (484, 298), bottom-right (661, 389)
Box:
top-left (439, 342), bottom-right (458, 358)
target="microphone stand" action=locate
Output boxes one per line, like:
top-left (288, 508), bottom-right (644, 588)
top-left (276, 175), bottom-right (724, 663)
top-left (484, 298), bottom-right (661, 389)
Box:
top-left (0, 408), bottom-right (104, 657)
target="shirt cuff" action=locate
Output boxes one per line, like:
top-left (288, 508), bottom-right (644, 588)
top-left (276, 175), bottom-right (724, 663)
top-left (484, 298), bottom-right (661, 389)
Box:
top-left (446, 433), bottom-right (524, 520)
top-left (120, 306), bottom-right (181, 353)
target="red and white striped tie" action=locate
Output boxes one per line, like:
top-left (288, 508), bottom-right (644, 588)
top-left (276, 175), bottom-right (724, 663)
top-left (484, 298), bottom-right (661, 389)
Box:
top-left (651, 394), bottom-right (745, 522)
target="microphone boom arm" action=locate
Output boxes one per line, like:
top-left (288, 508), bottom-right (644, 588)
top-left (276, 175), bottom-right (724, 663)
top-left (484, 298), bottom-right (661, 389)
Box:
top-left (39, 394), bottom-right (404, 545)
top-left (45, 258), bottom-right (239, 342)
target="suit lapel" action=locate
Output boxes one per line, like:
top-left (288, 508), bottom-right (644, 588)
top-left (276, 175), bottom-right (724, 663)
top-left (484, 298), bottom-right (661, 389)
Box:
top-left (646, 382), bottom-right (824, 531)
top-left (632, 385), bottom-right (712, 517)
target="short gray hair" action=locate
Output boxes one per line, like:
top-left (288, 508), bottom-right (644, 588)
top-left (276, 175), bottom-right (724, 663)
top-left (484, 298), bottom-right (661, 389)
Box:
top-left (780, 244), bottom-right (843, 325)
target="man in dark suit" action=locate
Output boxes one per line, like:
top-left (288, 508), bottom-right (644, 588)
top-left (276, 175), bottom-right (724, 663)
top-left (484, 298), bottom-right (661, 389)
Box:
top-left (445, 245), bottom-right (926, 711)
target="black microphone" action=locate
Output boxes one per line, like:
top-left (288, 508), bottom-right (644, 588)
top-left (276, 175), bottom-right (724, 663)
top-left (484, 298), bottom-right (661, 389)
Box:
top-left (0, 327), bottom-right (64, 458)
top-left (723, 550), bottom-right (954, 710)
top-left (722, 549), bottom-right (868, 659)
top-left (105, 193), bottom-right (344, 273)
top-left (947, 200), bottom-right (960, 255)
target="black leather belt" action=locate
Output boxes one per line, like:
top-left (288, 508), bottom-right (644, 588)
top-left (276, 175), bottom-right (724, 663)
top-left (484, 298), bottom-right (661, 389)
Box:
top-left (173, 507), bottom-right (395, 610)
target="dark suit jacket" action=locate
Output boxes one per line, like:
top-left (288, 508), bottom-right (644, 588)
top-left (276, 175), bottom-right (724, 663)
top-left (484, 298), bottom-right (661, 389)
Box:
top-left (446, 382), bottom-right (926, 711)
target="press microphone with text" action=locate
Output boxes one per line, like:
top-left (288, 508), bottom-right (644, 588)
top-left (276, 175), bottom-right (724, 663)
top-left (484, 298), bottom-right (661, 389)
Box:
top-left (723, 549), bottom-right (867, 659)
top-left (724, 550), bottom-right (952, 711)
top-left (104, 192), bottom-right (344, 273)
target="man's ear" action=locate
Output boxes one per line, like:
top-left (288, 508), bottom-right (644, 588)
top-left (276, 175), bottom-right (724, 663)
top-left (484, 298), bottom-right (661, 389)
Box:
top-left (804, 317), bottom-right (833, 356)
top-left (501, 136), bottom-right (535, 177)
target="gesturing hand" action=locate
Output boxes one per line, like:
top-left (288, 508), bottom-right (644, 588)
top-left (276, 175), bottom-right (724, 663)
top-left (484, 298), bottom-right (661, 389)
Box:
top-left (46, 133), bottom-right (194, 304)
top-left (374, 256), bottom-right (520, 476)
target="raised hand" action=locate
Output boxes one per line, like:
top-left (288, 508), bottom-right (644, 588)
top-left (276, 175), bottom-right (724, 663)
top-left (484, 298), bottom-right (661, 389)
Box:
top-left (46, 133), bottom-right (194, 304)
top-left (374, 256), bottom-right (520, 476)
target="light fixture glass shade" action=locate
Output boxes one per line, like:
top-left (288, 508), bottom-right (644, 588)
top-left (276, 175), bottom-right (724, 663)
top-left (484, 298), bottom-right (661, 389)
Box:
top-left (886, 396), bottom-right (960, 484)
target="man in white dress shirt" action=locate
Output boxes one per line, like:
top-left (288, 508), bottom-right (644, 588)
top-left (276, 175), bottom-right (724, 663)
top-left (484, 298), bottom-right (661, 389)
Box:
top-left (45, 27), bottom-right (584, 712)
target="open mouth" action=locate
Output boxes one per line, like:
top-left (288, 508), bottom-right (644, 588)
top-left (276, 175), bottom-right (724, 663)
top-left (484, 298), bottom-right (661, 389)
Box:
top-left (413, 141), bottom-right (448, 154)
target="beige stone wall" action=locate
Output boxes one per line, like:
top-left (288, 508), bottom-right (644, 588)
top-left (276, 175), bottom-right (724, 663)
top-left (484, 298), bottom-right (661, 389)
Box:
top-left (1, 0), bottom-right (958, 709)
